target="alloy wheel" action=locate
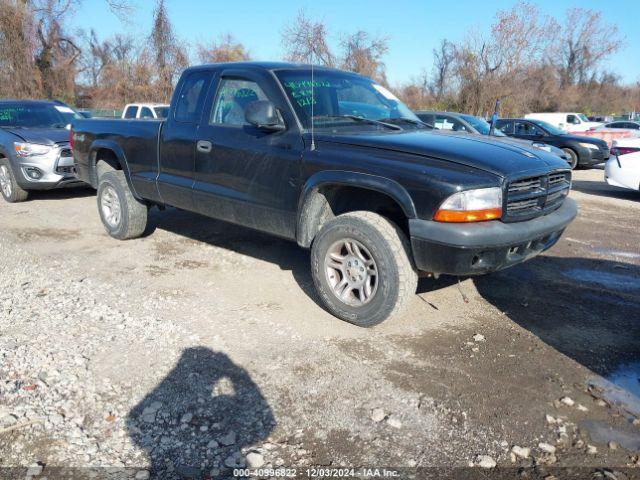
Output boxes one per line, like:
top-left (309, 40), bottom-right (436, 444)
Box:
top-left (324, 238), bottom-right (379, 306)
top-left (100, 185), bottom-right (122, 228)
top-left (0, 165), bottom-right (12, 198)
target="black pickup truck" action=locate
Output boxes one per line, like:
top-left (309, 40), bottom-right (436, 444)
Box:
top-left (72, 62), bottom-right (577, 327)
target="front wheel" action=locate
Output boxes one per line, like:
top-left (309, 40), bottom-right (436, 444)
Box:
top-left (562, 148), bottom-right (578, 170)
top-left (0, 159), bottom-right (29, 203)
top-left (310, 211), bottom-right (418, 327)
top-left (97, 170), bottom-right (148, 240)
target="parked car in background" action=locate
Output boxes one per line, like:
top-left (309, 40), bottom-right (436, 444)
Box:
top-left (524, 112), bottom-right (602, 132)
top-left (121, 103), bottom-right (170, 120)
top-left (0, 100), bottom-right (85, 202)
top-left (605, 138), bottom-right (640, 192)
top-left (588, 115), bottom-right (614, 123)
top-left (415, 111), bottom-right (571, 164)
top-left (72, 62), bottom-right (575, 327)
top-left (594, 121), bottom-right (640, 131)
top-left (495, 118), bottom-right (610, 169)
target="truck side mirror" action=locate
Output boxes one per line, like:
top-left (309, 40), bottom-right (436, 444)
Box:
top-left (245, 100), bottom-right (285, 132)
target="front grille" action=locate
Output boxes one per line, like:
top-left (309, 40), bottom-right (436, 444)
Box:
top-left (56, 165), bottom-right (74, 175)
top-left (56, 145), bottom-right (75, 176)
top-left (505, 171), bottom-right (571, 221)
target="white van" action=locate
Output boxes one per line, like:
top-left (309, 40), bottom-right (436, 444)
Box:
top-left (524, 112), bottom-right (602, 132)
top-left (121, 103), bottom-right (170, 120)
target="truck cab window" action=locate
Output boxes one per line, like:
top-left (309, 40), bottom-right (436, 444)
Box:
top-left (567, 114), bottom-right (580, 125)
top-left (210, 79), bottom-right (268, 126)
top-left (175, 71), bottom-right (211, 123)
top-left (140, 107), bottom-right (154, 119)
top-left (124, 106), bottom-right (138, 119)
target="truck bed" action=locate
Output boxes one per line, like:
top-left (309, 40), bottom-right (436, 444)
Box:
top-left (72, 118), bottom-right (162, 196)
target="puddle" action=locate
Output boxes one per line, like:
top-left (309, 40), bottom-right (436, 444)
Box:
top-left (593, 247), bottom-right (640, 261)
top-left (608, 362), bottom-right (640, 400)
top-left (562, 268), bottom-right (640, 292)
top-left (580, 420), bottom-right (640, 452)
top-left (588, 362), bottom-right (640, 417)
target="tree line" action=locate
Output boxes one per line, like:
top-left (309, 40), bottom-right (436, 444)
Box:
top-left (1, 0), bottom-right (638, 116)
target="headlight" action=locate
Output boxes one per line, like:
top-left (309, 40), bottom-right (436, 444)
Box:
top-left (578, 142), bottom-right (600, 151)
top-left (14, 142), bottom-right (54, 157)
top-left (434, 187), bottom-right (502, 222)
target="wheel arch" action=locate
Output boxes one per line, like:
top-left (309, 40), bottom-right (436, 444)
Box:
top-left (296, 170), bottom-right (417, 248)
top-left (89, 140), bottom-right (138, 196)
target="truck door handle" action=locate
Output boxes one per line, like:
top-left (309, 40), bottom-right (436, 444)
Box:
top-left (197, 140), bottom-right (212, 153)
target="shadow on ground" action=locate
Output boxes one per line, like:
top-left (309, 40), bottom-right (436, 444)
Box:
top-left (25, 185), bottom-right (95, 201)
top-left (571, 180), bottom-right (639, 201)
top-left (127, 347), bottom-right (275, 479)
top-left (147, 207), bottom-right (319, 304)
top-left (474, 256), bottom-right (640, 377)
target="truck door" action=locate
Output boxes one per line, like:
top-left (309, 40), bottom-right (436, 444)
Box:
top-left (157, 70), bottom-right (213, 210)
top-left (193, 69), bottom-right (303, 239)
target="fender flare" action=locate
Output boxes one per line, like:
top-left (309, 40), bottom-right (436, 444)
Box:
top-left (296, 170), bottom-right (417, 247)
top-left (88, 140), bottom-right (139, 197)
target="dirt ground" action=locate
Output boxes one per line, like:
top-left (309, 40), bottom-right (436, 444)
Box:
top-left (1, 168), bottom-right (639, 479)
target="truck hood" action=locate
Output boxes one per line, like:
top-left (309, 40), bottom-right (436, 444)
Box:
top-left (317, 130), bottom-right (568, 177)
top-left (2, 127), bottom-right (70, 146)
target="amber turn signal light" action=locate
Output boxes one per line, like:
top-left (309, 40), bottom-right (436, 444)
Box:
top-left (433, 208), bottom-right (502, 223)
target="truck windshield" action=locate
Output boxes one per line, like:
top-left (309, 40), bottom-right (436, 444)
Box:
top-left (0, 104), bottom-right (81, 128)
top-left (275, 69), bottom-right (423, 131)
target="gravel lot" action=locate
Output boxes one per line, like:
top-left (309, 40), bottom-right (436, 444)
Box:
top-left (1, 168), bottom-right (639, 479)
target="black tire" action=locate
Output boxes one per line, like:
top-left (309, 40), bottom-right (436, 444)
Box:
top-left (97, 170), bottom-right (148, 240)
top-left (310, 211), bottom-right (418, 327)
top-left (562, 148), bottom-right (578, 170)
top-left (0, 159), bottom-right (29, 203)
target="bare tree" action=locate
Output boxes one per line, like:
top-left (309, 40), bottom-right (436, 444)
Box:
top-left (340, 31), bottom-right (389, 84)
top-left (197, 34), bottom-right (250, 63)
top-left (281, 10), bottom-right (336, 66)
top-left (0, 0), bottom-right (42, 98)
top-left (555, 8), bottom-right (623, 87)
top-left (150, 0), bottom-right (187, 100)
top-left (430, 39), bottom-right (456, 100)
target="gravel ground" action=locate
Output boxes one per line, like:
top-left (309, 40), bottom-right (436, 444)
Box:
top-left (1, 169), bottom-right (639, 479)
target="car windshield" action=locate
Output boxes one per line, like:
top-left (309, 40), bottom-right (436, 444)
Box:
top-left (578, 113), bottom-right (590, 122)
top-left (0, 103), bottom-right (81, 128)
top-left (530, 119), bottom-right (565, 135)
top-left (155, 107), bottom-right (170, 119)
top-left (276, 69), bottom-right (423, 131)
top-left (460, 114), bottom-right (506, 136)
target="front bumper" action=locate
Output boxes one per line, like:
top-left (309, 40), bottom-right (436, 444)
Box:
top-left (409, 197), bottom-right (577, 275)
top-left (578, 146), bottom-right (609, 167)
top-left (13, 147), bottom-right (84, 190)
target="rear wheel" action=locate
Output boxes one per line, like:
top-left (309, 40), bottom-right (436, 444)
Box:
top-left (0, 159), bottom-right (29, 203)
top-left (310, 211), bottom-right (417, 327)
top-left (97, 170), bottom-right (148, 239)
top-left (562, 148), bottom-right (578, 169)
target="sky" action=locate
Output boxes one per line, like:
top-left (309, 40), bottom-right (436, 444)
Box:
top-left (69, 0), bottom-right (640, 86)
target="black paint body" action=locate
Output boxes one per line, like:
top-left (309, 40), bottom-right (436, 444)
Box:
top-left (72, 62), bottom-right (576, 275)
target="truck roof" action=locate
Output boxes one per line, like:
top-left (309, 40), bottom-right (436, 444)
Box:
top-left (0, 99), bottom-right (62, 106)
top-left (186, 61), bottom-right (354, 75)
